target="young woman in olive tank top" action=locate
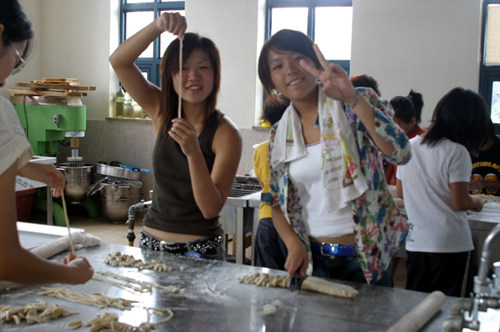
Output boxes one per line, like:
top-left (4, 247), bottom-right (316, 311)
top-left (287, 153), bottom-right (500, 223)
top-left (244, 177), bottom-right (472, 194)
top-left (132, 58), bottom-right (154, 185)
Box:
top-left (110, 13), bottom-right (242, 260)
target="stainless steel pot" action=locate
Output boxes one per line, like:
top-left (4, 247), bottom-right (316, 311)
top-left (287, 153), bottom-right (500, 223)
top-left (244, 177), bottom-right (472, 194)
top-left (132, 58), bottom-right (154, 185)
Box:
top-left (57, 163), bottom-right (93, 202)
top-left (99, 180), bottom-right (142, 222)
top-left (95, 163), bottom-right (140, 180)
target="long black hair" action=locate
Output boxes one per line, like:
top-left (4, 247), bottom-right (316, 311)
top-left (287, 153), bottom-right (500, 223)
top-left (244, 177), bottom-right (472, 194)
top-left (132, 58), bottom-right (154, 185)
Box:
top-left (159, 33), bottom-right (221, 133)
top-left (422, 87), bottom-right (490, 156)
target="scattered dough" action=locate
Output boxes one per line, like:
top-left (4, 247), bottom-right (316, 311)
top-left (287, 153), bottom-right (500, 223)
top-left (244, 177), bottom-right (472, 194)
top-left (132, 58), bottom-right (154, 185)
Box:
top-left (95, 271), bottom-right (185, 294)
top-left (0, 301), bottom-right (75, 326)
top-left (259, 300), bottom-right (281, 316)
top-left (105, 252), bottom-right (173, 272)
top-left (86, 308), bottom-right (173, 332)
top-left (87, 312), bottom-right (153, 332)
top-left (238, 273), bottom-right (291, 288)
top-left (473, 193), bottom-right (500, 203)
top-left (238, 273), bottom-right (359, 298)
top-left (67, 319), bottom-right (83, 329)
top-left (39, 287), bottom-right (136, 310)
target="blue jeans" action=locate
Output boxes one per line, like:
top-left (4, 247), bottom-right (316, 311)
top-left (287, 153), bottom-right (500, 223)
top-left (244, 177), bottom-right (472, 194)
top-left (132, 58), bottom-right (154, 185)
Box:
top-left (312, 251), bottom-right (394, 287)
top-left (254, 218), bottom-right (288, 270)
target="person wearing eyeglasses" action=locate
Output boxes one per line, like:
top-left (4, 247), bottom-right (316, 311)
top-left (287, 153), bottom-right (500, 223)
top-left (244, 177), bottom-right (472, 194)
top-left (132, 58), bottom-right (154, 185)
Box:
top-left (0, 0), bottom-right (94, 285)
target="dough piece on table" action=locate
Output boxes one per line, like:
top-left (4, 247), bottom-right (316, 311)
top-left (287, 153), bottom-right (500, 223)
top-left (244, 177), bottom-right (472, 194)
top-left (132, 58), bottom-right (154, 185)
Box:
top-left (39, 287), bottom-right (136, 310)
top-left (86, 308), bottom-right (174, 332)
top-left (301, 276), bottom-right (359, 298)
top-left (0, 301), bottom-right (75, 326)
top-left (67, 319), bottom-right (83, 329)
top-left (95, 271), bottom-right (185, 294)
top-left (238, 273), bottom-right (359, 298)
top-left (238, 272), bottom-right (290, 288)
top-left (104, 251), bottom-right (173, 272)
top-left (474, 193), bottom-right (500, 203)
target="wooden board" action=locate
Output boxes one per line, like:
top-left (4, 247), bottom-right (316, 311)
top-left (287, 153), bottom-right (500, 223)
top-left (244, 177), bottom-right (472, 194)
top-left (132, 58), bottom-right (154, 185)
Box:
top-left (3, 88), bottom-right (87, 97)
top-left (41, 78), bottom-right (79, 83)
top-left (16, 82), bottom-right (96, 91)
top-left (3, 78), bottom-right (95, 98)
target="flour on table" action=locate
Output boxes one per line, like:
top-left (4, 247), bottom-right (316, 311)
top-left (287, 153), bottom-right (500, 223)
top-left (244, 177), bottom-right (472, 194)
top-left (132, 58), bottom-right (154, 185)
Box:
top-left (95, 271), bottom-right (185, 294)
top-left (259, 300), bottom-right (282, 316)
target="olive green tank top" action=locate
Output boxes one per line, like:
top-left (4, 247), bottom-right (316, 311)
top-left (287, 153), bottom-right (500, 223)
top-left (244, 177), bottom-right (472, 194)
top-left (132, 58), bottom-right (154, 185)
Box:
top-left (144, 111), bottom-right (223, 237)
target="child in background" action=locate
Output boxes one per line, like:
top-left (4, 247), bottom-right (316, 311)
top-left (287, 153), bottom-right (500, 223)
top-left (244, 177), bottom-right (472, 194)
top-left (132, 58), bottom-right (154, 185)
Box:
top-left (0, 0), bottom-right (93, 284)
top-left (385, 90), bottom-right (426, 185)
top-left (396, 87), bottom-right (488, 296)
top-left (253, 96), bottom-right (288, 269)
top-left (469, 121), bottom-right (500, 196)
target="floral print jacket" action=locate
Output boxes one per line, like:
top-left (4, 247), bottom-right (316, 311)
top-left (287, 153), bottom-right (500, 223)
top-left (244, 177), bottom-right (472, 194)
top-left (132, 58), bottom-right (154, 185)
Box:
top-left (264, 88), bottom-right (411, 284)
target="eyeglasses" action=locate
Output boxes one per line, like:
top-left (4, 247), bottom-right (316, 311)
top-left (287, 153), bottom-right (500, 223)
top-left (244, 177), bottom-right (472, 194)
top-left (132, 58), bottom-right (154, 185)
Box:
top-left (11, 47), bottom-right (26, 75)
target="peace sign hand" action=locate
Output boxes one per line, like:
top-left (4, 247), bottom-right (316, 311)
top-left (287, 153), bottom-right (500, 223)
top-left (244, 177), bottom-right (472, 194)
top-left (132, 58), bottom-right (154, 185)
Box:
top-left (299, 44), bottom-right (357, 105)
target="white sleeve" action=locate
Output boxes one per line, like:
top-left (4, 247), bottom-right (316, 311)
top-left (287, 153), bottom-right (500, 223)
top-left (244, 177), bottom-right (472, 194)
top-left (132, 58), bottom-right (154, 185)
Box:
top-left (0, 96), bottom-right (33, 175)
top-left (448, 144), bottom-right (472, 183)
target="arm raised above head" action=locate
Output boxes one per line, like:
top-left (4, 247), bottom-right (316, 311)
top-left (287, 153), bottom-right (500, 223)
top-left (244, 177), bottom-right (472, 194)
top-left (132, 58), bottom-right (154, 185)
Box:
top-left (109, 12), bottom-right (187, 122)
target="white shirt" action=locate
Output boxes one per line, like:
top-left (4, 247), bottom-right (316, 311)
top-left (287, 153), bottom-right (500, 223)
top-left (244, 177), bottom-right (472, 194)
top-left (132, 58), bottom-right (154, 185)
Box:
top-left (289, 142), bottom-right (352, 238)
top-left (0, 95), bottom-right (32, 175)
top-left (397, 135), bottom-right (473, 252)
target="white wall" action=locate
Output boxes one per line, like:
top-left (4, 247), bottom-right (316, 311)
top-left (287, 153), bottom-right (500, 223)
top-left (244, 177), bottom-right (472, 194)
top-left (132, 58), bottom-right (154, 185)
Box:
top-left (351, 0), bottom-right (482, 127)
top-left (186, 0), bottom-right (265, 128)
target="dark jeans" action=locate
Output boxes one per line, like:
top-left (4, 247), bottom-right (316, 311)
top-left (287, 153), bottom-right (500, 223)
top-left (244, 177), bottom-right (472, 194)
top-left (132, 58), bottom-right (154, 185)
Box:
top-left (312, 251), bottom-right (394, 287)
top-left (406, 250), bottom-right (469, 297)
top-left (254, 218), bottom-right (288, 270)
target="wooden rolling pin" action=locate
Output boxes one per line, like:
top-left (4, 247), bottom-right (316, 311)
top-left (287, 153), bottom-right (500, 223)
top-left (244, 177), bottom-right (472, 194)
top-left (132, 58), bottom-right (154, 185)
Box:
top-left (388, 290), bottom-right (446, 332)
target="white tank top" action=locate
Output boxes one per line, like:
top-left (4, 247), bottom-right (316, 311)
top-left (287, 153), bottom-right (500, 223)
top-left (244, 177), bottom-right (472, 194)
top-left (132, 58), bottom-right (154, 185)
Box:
top-left (288, 142), bottom-right (353, 238)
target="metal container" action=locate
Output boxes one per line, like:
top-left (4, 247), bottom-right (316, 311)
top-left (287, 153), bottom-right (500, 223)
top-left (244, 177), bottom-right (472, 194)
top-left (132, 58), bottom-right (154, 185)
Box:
top-left (95, 163), bottom-right (140, 180)
top-left (98, 179), bottom-right (142, 222)
top-left (57, 163), bottom-right (93, 202)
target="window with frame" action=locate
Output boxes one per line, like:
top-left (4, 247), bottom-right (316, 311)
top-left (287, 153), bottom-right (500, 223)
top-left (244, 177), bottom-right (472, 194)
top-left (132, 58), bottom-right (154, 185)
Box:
top-left (120, 0), bottom-right (185, 86)
top-left (265, 0), bottom-right (353, 73)
top-left (480, 0), bottom-right (500, 133)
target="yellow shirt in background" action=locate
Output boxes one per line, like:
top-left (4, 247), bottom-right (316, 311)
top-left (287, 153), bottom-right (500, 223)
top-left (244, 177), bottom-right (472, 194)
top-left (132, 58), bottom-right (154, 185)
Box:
top-left (253, 141), bottom-right (272, 219)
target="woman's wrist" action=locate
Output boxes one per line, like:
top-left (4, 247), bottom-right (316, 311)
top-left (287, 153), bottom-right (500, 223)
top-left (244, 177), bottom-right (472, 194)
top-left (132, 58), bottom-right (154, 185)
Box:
top-left (344, 89), bottom-right (360, 111)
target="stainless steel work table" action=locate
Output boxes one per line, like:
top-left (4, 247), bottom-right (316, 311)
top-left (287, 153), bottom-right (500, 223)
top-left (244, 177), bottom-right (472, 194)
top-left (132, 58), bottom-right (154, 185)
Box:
top-left (0, 243), bottom-right (457, 331)
top-left (224, 192), bottom-right (261, 265)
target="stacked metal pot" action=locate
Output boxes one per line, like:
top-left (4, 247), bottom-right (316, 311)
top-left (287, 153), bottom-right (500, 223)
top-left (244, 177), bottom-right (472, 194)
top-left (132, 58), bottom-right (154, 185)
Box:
top-left (87, 163), bottom-right (143, 222)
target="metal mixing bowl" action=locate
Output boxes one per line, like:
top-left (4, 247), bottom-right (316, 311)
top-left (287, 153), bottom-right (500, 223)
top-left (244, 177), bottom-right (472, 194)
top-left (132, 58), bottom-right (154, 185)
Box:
top-left (57, 163), bottom-right (94, 202)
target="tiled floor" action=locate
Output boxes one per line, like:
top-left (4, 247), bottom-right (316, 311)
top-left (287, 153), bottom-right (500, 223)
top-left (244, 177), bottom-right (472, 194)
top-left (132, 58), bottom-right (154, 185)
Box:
top-left (31, 209), bottom-right (407, 289)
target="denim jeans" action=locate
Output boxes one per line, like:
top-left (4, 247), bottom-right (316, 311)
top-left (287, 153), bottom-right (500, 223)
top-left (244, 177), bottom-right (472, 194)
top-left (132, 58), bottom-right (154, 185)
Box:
top-left (254, 218), bottom-right (288, 270)
top-left (312, 251), bottom-right (393, 287)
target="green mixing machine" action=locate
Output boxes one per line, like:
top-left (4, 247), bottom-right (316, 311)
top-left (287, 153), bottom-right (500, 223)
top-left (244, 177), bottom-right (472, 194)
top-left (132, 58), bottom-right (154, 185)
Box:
top-left (6, 79), bottom-right (98, 224)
